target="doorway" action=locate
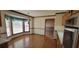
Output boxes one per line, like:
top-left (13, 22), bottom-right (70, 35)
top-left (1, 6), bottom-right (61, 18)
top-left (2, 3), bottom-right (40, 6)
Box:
top-left (45, 19), bottom-right (55, 39)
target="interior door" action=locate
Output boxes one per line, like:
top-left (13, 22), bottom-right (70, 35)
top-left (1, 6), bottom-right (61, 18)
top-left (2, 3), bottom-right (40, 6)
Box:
top-left (45, 19), bottom-right (55, 39)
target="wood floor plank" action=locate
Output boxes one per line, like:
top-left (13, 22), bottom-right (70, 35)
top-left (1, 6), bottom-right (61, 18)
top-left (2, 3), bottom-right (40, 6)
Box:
top-left (0, 34), bottom-right (58, 48)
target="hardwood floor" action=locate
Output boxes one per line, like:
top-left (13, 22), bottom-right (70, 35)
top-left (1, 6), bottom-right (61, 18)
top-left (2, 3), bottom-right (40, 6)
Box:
top-left (0, 34), bottom-right (58, 48)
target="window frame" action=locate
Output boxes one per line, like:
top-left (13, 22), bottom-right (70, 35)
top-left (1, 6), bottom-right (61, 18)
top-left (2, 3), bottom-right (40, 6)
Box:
top-left (5, 16), bottom-right (12, 37)
top-left (5, 15), bottom-right (30, 37)
top-left (24, 19), bottom-right (30, 32)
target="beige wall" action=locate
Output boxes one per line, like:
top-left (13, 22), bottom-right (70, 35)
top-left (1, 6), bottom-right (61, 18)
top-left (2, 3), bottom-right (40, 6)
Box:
top-left (55, 14), bottom-right (64, 31)
top-left (55, 13), bottom-right (64, 44)
top-left (30, 17), bottom-right (34, 34)
top-left (34, 16), bottom-right (55, 35)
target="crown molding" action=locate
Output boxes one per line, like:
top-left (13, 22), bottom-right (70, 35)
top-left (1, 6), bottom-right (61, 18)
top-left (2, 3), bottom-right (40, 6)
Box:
top-left (9, 10), bottom-right (34, 18)
top-left (56, 12), bottom-right (66, 14)
top-left (34, 15), bottom-right (56, 18)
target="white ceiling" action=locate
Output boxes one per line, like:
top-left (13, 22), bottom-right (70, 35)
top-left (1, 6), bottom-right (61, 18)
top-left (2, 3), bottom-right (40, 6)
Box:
top-left (15, 10), bottom-right (66, 17)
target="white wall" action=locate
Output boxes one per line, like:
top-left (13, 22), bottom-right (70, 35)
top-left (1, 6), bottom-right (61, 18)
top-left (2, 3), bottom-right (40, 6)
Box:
top-left (34, 16), bottom-right (55, 35)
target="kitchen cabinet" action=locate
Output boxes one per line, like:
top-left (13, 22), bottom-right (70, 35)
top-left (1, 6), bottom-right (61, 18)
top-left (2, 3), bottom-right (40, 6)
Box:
top-left (62, 10), bottom-right (79, 25)
top-left (62, 11), bottom-right (71, 25)
top-left (72, 10), bottom-right (79, 14)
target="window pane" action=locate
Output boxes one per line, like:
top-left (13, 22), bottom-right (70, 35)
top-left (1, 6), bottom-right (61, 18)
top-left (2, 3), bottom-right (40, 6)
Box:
top-left (24, 20), bottom-right (29, 31)
top-left (5, 17), bottom-right (12, 36)
top-left (12, 18), bottom-right (23, 34)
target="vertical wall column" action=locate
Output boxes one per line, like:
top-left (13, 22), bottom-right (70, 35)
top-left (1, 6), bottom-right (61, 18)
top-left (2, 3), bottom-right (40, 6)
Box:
top-left (29, 17), bottom-right (34, 34)
top-left (55, 13), bottom-right (64, 44)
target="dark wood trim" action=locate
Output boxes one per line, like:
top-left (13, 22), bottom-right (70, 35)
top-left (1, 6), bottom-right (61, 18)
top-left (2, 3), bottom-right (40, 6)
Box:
top-left (63, 10), bottom-right (79, 16)
top-left (0, 32), bottom-right (6, 34)
top-left (30, 28), bottom-right (44, 29)
top-left (65, 25), bottom-right (79, 29)
top-left (0, 11), bottom-right (2, 26)
top-left (56, 12), bottom-right (66, 14)
top-left (29, 19), bottom-right (30, 33)
top-left (34, 15), bottom-right (56, 18)
top-left (9, 10), bottom-right (34, 18)
top-left (10, 18), bottom-right (13, 36)
top-left (23, 19), bottom-right (25, 32)
top-left (31, 33), bottom-right (44, 36)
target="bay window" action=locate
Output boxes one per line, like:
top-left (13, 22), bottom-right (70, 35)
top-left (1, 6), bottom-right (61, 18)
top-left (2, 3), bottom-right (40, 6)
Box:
top-left (24, 20), bottom-right (29, 32)
top-left (5, 15), bottom-right (29, 37)
top-left (12, 18), bottom-right (23, 34)
top-left (5, 16), bottom-right (12, 36)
